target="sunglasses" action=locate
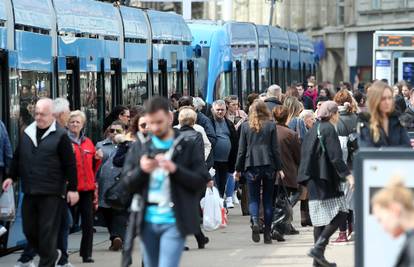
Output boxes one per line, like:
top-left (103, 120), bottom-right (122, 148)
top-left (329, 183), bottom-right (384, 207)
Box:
top-left (139, 123), bottom-right (147, 128)
top-left (109, 128), bottom-right (123, 134)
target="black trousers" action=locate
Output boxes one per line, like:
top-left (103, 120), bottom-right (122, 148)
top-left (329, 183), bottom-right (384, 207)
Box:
top-left (100, 207), bottom-right (128, 241)
top-left (77, 191), bottom-right (94, 259)
top-left (214, 161), bottom-right (229, 197)
top-left (22, 194), bottom-right (64, 267)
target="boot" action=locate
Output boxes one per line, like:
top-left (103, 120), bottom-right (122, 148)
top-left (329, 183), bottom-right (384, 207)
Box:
top-left (251, 217), bottom-right (260, 243)
top-left (308, 237), bottom-right (337, 267)
top-left (287, 223), bottom-right (300, 235)
top-left (271, 229), bottom-right (286, 242)
top-left (264, 227), bottom-right (272, 244)
top-left (331, 231), bottom-right (348, 245)
top-left (348, 222), bottom-right (353, 239)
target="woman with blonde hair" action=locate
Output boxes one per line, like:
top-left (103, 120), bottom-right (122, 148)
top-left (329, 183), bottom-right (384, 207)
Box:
top-left (372, 177), bottom-right (414, 267)
top-left (234, 99), bottom-right (283, 244)
top-left (359, 81), bottom-right (410, 147)
top-left (284, 96), bottom-right (307, 142)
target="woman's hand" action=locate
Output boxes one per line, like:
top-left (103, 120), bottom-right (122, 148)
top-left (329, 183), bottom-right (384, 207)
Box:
top-left (279, 170), bottom-right (285, 180)
top-left (346, 174), bottom-right (355, 191)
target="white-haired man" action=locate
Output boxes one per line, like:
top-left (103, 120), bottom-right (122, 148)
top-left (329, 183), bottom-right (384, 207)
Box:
top-left (53, 98), bottom-right (71, 128)
top-left (264, 84), bottom-right (283, 112)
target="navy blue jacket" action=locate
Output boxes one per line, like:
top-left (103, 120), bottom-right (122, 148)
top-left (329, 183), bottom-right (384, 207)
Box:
top-left (358, 112), bottom-right (411, 148)
top-left (0, 120), bottom-right (12, 173)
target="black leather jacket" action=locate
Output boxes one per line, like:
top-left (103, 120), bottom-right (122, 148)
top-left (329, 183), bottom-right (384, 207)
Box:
top-left (120, 130), bottom-right (210, 237)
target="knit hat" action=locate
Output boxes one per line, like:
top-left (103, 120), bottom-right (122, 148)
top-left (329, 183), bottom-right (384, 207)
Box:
top-left (317, 101), bottom-right (339, 120)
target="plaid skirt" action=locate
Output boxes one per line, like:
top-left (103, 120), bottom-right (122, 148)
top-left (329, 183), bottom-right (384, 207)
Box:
top-left (309, 195), bottom-right (348, 227)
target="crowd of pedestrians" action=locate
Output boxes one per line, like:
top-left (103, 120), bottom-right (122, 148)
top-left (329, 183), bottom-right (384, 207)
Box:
top-left (1, 75), bottom-right (414, 267)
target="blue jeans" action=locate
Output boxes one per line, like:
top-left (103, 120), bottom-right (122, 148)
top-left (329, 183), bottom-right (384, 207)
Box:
top-left (245, 166), bottom-right (275, 229)
top-left (140, 223), bottom-right (186, 267)
top-left (225, 173), bottom-right (236, 198)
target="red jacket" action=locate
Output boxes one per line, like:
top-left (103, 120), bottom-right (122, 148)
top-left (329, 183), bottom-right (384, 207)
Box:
top-left (71, 137), bottom-right (96, 192)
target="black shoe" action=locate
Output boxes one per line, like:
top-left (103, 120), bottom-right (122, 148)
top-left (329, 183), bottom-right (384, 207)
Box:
top-left (271, 229), bottom-right (286, 242)
top-left (264, 228), bottom-right (272, 244)
top-left (197, 236), bottom-right (209, 249)
top-left (183, 246), bottom-right (190, 251)
top-left (83, 257), bottom-right (95, 263)
top-left (307, 237), bottom-right (336, 267)
top-left (251, 217), bottom-right (260, 243)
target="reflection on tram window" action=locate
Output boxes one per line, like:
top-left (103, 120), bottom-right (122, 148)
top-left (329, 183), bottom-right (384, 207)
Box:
top-left (183, 71), bottom-right (189, 96)
top-left (214, 72), bottom-right (231, 100)
top-left (19, 71), bottom-right (51, 112)
top-left (104, 73), bottom-right (112, 117)
top-left (124, 72), bottom-right (148, 106)
top-left (80, 72), bottom-right (98, 141)
top-left (168, 72), bottom-right (177, 97)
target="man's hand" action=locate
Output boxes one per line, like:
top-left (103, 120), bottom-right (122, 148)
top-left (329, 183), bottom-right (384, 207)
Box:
top-left (156, 154), bottom-right (177, 173)
top-left (67, 191), bottom-right (79, 206)
top-left (233, 171), bottom-right (241, 182)
top-left (140, 155), bottom-right (159, 174)
top-left (2, 178), bottom-right (13, 191)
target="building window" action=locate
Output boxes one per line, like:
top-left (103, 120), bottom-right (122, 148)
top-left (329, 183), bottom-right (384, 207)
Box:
top-left (337, 0), bottom-right (345, 25)
top-left (372, 0), bottom-right (381, 9)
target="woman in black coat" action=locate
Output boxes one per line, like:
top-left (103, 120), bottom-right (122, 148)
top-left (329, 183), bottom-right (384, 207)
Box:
top-left (359, 81), bottom-right (410, 148)
top-left (234, 100), bottom-right (283, 245)
top-left (298, 101), bottom-right (354, 267)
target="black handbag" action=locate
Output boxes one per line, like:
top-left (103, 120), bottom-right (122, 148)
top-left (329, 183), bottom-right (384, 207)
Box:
top-left (271, 184), bottom-right (293, 237)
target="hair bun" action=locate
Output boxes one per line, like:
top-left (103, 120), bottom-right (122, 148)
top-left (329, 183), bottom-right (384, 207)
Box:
top-left (387, 176), bottom-right (406, 189)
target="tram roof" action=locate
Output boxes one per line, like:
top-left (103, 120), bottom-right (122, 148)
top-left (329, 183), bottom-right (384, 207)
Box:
top-left (256, 25), bottom-right (270, 46)
top-left (0, 0), bottom-right (6, 21)
top-left (13, 0), bottom-right (53, 30)
top-left (147, 10), bottom-right (192, 42)
top-left (269, 26), bottom-right (289, 49)
top-left (120, 6), bottom-right (149, 40)
top-left (298, 33), bottom-right (314, 52)
top-left (54, 0), bottom-right (120, 37)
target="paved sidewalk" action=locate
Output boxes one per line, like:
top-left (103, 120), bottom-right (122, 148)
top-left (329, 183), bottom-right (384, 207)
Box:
top-left (0, 207), bottom-right (354, 267)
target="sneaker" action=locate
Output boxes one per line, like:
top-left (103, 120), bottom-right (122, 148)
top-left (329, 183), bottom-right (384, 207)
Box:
top-left (331, 231), bottom-right (348, 245)
top-left (225, 197), bottom-right (234, 209)
top-left (14, 261), bottom-right (36, 267)
top-left (0, 226), bottom-right (7, 237)
top-left (232, 192), bottom-right (240, 205)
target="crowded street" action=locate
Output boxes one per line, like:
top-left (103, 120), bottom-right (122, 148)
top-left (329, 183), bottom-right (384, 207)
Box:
top-left (0, 208), bottom-right (354, 267)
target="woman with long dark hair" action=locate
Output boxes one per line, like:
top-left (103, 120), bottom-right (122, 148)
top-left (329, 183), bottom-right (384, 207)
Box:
top-left (234, 100), bottom-right (283, 244)
top-left (298, 101), bottom-right (354, 267)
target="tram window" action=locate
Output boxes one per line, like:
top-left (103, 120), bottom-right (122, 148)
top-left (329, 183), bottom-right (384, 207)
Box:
top-left (214, 71), bottom-right (232, 100)
top-left (168, 71), bottom-right (178, 97)
top-left (260, 68), bottom-right (270, 92)
top-left (123, 72), bottom-right (148, 106)
top-left (79, 72), bottom-right (99, 141)
top-left (58, 73), bottom-right (68, 99)
top-left (153, 72), bottom-right (159, 96)
top-left (183, 71), bottom-right (189, 96)
top-left (104, 73), bottom-right (112, 117)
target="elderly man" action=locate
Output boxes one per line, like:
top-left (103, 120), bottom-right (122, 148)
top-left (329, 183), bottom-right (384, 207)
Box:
top-left (210, 100), bottom-right (238, 206)
top-left (3, 98), bottom-right (79, 267)
top-left (53, 97), bottom-right (71, 127)
top-left (264, 84), bottom-right (283, 112)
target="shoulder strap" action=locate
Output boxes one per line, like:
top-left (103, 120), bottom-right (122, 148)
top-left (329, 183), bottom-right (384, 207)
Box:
top-left (317, 123), bottom-right (326, 153)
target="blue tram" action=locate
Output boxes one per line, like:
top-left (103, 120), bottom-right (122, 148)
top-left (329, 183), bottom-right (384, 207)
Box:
top-left (189, 21), bottom-right (316, 106)
top-left (0, 0), bottom-right (316, 253)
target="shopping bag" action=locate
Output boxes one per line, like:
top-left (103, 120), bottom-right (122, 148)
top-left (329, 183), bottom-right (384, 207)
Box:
top-left (0, 187), bottom-right (15, 221)
top-left (272, 185), bottom-right (292, 236)
top-left (220, 207), bottom-right (228, 228)
top-left (200, 187), bottom-right (223, 231)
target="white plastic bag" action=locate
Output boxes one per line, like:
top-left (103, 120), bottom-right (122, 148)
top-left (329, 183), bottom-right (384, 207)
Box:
top-left (200, 187), bottom-right (223, 231)
top-left (0, 187), bottom-right (15, 221)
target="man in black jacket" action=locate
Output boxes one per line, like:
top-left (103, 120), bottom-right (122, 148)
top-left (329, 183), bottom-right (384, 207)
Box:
top-left (264, 84), bottom-right (283, 112)
top-left (210, 100), bottom-right (238, 207)
top-left (3, 98), bottom-right (79, 267)
top-left (120, 97), bottom-right (209, 267)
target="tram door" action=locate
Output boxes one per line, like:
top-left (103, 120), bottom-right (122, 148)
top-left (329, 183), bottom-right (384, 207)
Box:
top-left (65, 57), bottom-right (81, 110)
top-left (235, 60), bottom-right (243, 109)
top-left (187, 60), bottom-right (195, 96)
top-left (111, 59), bottom-right (122, 106)
top-left (254, 59), bottom-right (259, 93)
top-left (158, 60), bottom-right (168, 97)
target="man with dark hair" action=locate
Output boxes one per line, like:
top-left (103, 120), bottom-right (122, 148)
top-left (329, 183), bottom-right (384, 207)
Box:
top-left (121, 96), bottom-right (209, 267)
top-left (170, 93), bottom-right (182, 112)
